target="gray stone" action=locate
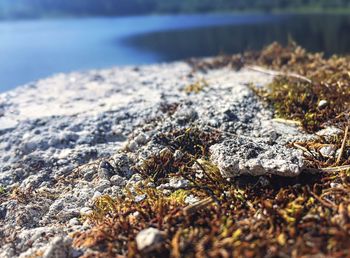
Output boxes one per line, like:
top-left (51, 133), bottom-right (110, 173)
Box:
top-left (112, 152), bottom-right (133, 178)
top-left (43, 236), bottom-right (72, 258)
top-left (134, 133), bottom-right (148, 145)
top-left (210, 137), bottom-right (304, 177)
top-left (98, 160), bottom-right (115, 180)
top-left (319, 145), bottom-right (337, 158)
top-left (110, 175), bottom-right (126, 186)
top-left (127, 140), bottom-right (138, 152)
top-left (83, 169), bottom-right (95, 181)
top-left (95, 180), bottom-right (111, 192)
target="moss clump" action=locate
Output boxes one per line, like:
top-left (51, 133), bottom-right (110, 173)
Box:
top-left (133, 127), bottom-right (222, 183)
top-left (73, 125), bottom-right (350, 258)
top-left (183, 79), bottom-right (208, 94)
top-left (260, 66), bottom-right (350, 132)
top-left (292, 135), bottom-right (350, 169)
top-left (191, 42), bottom-right (350, 132)
top-left (73, 171), bottom-right (350, 258)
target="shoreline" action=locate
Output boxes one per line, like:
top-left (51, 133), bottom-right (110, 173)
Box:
top-left (1, 9), bottom-right (350, 22)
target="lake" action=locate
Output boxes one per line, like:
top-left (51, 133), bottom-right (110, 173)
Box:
top-left (1, 13), bottom-right (350, 92)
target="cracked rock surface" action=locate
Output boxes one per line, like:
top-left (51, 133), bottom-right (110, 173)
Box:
top-left (0, 61), bottom-right (309, 257)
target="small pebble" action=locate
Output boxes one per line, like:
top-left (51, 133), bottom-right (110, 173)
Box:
top-left (110, 174), bottom-right (126, 186)
top-left (95, 180), bottom-right (111, 192)
top-left (135, 194), bottom-right (146, 203)
top-left (83, 169), bottom-right (95, 182)
top-left (169, 178), bottom-right (189, 189)
top-left (127, 140), bottom-right (138, 152)
top-left (136, 227), bottom-right (163, 251)
top-left (319, 145), bottom-right (336, 158)
top-left (184, 195), bottom-right (200, 205)
top-left (316, 127), bottom-right (343, 137)
top-left (92, 191), bottom-right (102, 200)
top-left (80, 207), bottom-right (93, 216)
top-left (173, 150), bottom-right (184, 161)
top-left (98, 160), bottom-right (115, 180)
top-left (146, 182), bottom-right (156, 188)
top-left (318, 99), bottom-right (328, 109)
top-left (69, 218), bottom-right (81, 226)
top-left (134, 133), bottom-right (148, 145)
top-left (330, 183), bottom-right (342, 188)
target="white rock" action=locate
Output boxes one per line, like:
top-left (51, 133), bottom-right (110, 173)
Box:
top-left (110, 174), bottom-right (126, 186)
top-left (69, 218), bottom-right (80, 226)
top-left (316, 127), bottom-right (343, 137)
top-left (135, 194), bottom-right (146, 203)
top-left (169, 178), bottom-right (189, 189)
top-left (92, 191), bottom-right (102, 200)
top-left (0, 60), bottom-right (312, 257)
top-left (80, 207), bottom-right (93, 216)
top-left (136, 227), bottom-right (163, 251)
top-left (319, 145), bottom-right (336, 158)
top-left (318, 99), bottom-right (328, 109)
top-left (184, 195), bottom-right (200, 205)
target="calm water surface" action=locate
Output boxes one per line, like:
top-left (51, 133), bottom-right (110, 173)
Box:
top-left (0, 13), bottom-right (350, 92)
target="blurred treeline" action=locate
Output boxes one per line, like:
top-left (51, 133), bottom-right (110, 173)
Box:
top-left (1, 0), bottom-right (350, 19)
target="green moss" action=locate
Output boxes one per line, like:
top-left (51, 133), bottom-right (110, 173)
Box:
top-left (133, 127), bottom-right (221, 182)
top-left (183, 79), bottom-right (208, 94)
top-left (0, 185), bottom-right (5, 195)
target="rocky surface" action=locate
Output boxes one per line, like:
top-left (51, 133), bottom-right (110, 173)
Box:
top-left (210, 137), bottom-right (304, 177)
top-left (0, 61), bottom-right (310, 257)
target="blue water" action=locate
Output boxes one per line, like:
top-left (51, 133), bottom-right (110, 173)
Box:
top-left (0, 14), bottom-right (283, 92)
top-left (1, 13), bottom-right (350, 92)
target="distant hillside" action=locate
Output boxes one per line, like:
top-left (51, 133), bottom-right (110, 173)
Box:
top-left (1, 0), bottom-right (350, 19)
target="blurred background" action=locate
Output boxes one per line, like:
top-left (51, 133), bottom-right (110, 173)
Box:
top-left (1, 0), bottom-right (350, 91)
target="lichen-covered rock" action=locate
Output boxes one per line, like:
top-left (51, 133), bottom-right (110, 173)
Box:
top-left (210, 137), bottom-right (305, 177)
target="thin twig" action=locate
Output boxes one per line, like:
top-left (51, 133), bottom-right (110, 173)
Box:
top-left (194, 159), bottom-right (217, 186)
top-left (183, 197), bottom-right (213, 216)
top-left (305, 165), bottom-right (350, 173)
top-left (292, 143), bottom-right (314, 157)
top-left (246, 65), bottom-right (312, 84)
top-left (308, 188), bottom-right (336, 209)
top-left (321, 165), bottom-right (350, 172)
top-left (272, 118), bottom-right (302, 126)
top-left (336, 125), bottom-right (349, 165)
